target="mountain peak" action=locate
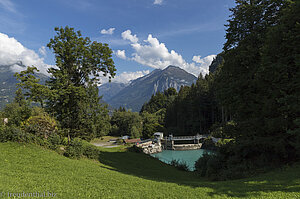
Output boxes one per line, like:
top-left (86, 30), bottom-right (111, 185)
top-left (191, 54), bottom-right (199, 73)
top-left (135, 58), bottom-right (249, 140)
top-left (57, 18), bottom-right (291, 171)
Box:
top-left (105, 66), bottom-right (197, 111)
top-left (164, 65), bottom-right (181, 70)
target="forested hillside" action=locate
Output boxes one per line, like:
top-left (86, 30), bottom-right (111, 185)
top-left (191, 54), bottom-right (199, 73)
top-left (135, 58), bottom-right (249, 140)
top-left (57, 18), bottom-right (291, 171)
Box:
top-left (141, 0), bottom-right (300, 179)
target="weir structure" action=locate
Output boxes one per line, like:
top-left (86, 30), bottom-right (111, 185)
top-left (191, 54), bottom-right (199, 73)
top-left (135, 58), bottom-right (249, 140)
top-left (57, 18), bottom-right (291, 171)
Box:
top-left (162, 134), bottom-right (208, 150)
top-left (136, 133), bottom-right (208, 154)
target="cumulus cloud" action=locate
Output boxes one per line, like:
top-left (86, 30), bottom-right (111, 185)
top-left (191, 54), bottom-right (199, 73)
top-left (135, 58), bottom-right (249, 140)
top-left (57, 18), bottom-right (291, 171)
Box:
top-left (100, 27), bottom-right (115, 35)
top-left (0, 32), bottom-right (54, 75)
top-left (39, 46), bottom-right (46, 56)
top-left (113, 70), bottom-right (150, 83)
top-left (121, 30), bottom-right (138, 43)
top-left (115, 50), bottom-right (126, 59)
top-left (192, 55), bottom-right (216, 72)
top-left (153, 0), bottom-right (163, 5)
top-left (100, 70), bottom-right (150, 84)
top-left (121, 31), bottom-right (215, 76)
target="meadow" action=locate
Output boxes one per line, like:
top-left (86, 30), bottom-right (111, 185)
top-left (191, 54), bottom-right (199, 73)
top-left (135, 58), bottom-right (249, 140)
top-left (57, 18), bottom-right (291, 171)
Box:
top-left (0, 142), bottom-right (300, 198)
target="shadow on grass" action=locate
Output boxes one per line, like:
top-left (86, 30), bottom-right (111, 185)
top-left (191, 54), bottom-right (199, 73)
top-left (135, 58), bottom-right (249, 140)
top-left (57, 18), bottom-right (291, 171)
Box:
top-left (98, 150), bottom-right (300, 198)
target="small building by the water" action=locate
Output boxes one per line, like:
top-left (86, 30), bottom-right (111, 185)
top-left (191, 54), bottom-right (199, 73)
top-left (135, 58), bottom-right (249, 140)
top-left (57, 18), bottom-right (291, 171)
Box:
top-left (153, 132), bottom-right (163, 140)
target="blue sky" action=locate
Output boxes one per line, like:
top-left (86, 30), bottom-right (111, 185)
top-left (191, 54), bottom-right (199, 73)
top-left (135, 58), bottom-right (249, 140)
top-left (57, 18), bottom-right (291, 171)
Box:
top-left (0, 0), bottom-right (235, 83)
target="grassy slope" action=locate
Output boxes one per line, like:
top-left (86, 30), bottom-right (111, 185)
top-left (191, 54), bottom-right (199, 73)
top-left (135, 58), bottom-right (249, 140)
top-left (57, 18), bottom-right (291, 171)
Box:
top-left (0, 142), bottom-right (300, 199)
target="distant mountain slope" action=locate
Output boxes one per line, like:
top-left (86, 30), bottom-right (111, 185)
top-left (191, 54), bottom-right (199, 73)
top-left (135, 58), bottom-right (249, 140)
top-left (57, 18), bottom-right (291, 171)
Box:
top-left (0, 64), bottom-right (48, 109)
top-left (0, 64), bottom-right (197, 111)
top-left (98, 82), bottom-right (127, 101)
top-left (106, 65), bottom-right (197, 112)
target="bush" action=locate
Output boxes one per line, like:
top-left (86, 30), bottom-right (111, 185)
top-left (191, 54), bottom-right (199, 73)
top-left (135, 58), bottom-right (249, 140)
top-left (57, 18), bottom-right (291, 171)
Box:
top-left (129, 145), bottom-right (143, 153)
top-left (81, 140), bottom-right (100, 159)
top-left (201, 137), bottom-right (217, 150)
top-left (0, 126), bottom-right (51, 148)
top-left (1, 103), bottom-right (32, 127)
top-left (170, 159), bottom-right (189, 171)
top-left (0, 126), bottom-right (24, 142)
top-left (48, 133), bottom-right (62, 150)
top-left (22, 112), bottom-right (58, 139)
top-left (64, 138), bottom-right (84, 158)
top-left (216, 138), bottom-right (232, 147)
top-left (210, 121), bottom-right (237, 139)
top-left (195, 153), bottom-right (225, 180)
top-left (195, 153), bottom-right (211, 177)
top-left (61, 137), bottom-right (69, 146)
top-left (64, 138), bottom-right (99, 159)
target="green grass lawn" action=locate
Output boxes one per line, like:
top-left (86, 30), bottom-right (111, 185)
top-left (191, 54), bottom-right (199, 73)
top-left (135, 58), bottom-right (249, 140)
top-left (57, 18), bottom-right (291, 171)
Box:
top-left (0, 142), bottom-right (300, 198)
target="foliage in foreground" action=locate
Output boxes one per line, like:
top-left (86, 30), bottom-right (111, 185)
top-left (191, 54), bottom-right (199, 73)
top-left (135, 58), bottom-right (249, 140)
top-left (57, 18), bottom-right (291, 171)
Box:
top-left (1, 142), bottom-right (300, 198)
top-left (170, 159), bottom-right (190, 171)
top-left (0, 102), bottom-right (100, 160)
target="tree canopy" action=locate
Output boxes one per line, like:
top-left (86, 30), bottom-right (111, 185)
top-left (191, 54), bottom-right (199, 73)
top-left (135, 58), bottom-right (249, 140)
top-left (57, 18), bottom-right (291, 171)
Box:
top-left (15, 26), bottom-right (115, 140)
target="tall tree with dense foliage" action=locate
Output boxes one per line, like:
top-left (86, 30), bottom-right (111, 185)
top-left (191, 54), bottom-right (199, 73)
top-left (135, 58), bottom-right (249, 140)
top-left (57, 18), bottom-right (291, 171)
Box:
top-left (195, 0), bottom-right (300, 180)
top-left (140, 88), bottom-right (177, 114)
top-left (14, 27), bottom-right (115, 141)
top-left (45, 26), bottom-right (115, 140)
top-left (165, 73), bottom-right (221, 136)
top-left (141, 111), bottom-right (164, 138)
top-left (110, 109), bottom-right (142, 138)
top-left (257, 0), bottom-right (300, 158)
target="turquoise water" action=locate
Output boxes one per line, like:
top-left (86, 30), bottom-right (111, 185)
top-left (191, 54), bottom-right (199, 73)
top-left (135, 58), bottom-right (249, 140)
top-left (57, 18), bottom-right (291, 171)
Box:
top-left (150, 149), bottom-right (210, 171)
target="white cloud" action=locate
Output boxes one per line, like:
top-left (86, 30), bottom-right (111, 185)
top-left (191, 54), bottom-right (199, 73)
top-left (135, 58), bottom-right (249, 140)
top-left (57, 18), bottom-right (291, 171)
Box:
top-left (192, 55), bottom-right (216, 71)
top-left (153, 0), bottom-right (163, 5)
top-left (0, 0), bottom-right (16, 13)
top-left (121, 30), bottom-right (138, 43)
top-left (115, 50), bottom-right (126, 59)
top-left (100, 70), bottom-right (150, 84)
top-left (100, 27), bottom-right (115, 35)
top-left (0, 32), bottom-right (54, 75)
top-left (122, 31), bottom-right (215, 76)
top-left (113, 70), bottom-right (150, 83)
top-left (39, 46), bottom-right (46, 56)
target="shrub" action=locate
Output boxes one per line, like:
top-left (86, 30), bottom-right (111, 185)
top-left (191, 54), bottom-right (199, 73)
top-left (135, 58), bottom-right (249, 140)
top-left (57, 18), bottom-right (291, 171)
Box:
top-left (61, 137), bottom-right (69, 146)
top-left (1, 103), bottom-right (32, 127)
top-left (64, 138), bottom-right (99, 159)
top-left (64, 138), bottom-right (84, 158)
top-left (22, 112), bottom-right (58, 139)
top-left (48, 133), bottom-right (62, 150)
top-left (170, 159), bottom-right (189, 171)
top-left (81, 140), bottom-right (100, 159)
top-left (0, 126), bottom-right (50, 148)
top-left (194, 153), bottom-right (211, 177)
top-left (216, 138), bottom-right (232, 147)
top-left (129, 145), bottom-right (143, 153)
top-left (195, 153), bottom-right (224, 180)
top-left (201, 137), bottom-right (217, 150)
top-left (0, 126), bottom-right (24, 142)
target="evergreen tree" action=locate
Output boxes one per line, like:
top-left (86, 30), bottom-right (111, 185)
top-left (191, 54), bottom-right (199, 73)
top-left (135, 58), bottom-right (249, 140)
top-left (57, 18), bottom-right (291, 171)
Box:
top-left (195, 0), bottom-right (300, 179)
